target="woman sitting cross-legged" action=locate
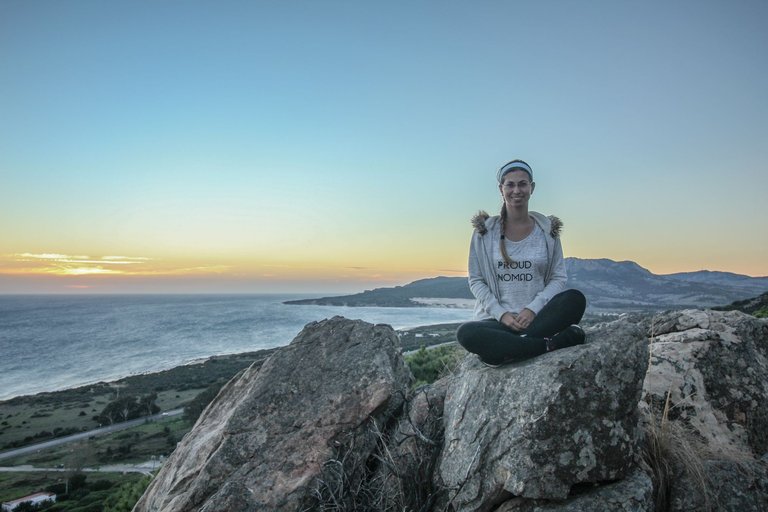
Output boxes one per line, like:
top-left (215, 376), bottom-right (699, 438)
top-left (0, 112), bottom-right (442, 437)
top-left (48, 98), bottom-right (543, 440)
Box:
top-left (457, 159), bottom-right (587, 367)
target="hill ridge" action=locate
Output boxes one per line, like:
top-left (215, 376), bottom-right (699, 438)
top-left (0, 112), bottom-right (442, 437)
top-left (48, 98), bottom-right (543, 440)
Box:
top-left (285, 257), bottom-right (768, 312)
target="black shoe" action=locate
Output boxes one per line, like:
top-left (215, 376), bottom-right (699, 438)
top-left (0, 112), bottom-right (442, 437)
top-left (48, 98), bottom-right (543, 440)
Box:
top-left (546, 325), bottom-right (586, 352)
top-left (477, 355), bottom-right (502, 368)
top-left (478, 354), bottom-right (523, 368)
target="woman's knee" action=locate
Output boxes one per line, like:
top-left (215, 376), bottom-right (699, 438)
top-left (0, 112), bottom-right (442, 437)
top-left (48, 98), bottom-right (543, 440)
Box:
top-left (457, 321), bottom-right (497, 351)
top-left (554, 289), bottom-right (586, 310)
top-left (566, 289), bottom-right (586, 308)
top-left (456, 322), bottom-right (477, 349)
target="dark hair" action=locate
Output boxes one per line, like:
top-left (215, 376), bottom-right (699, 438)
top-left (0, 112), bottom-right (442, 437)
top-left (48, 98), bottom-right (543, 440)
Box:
top-left (499, 205), bottom-right (514, 266)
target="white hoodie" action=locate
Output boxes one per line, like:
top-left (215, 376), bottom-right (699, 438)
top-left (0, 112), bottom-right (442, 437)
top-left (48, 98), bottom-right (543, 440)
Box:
top-left (468, 211), bottom-right (567, 321)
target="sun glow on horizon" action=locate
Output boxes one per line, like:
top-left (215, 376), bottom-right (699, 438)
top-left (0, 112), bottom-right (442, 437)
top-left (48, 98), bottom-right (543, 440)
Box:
top-left (2, 253), bottom-right (236, 278)
top-left (0, 247), bottom-right (476, 294)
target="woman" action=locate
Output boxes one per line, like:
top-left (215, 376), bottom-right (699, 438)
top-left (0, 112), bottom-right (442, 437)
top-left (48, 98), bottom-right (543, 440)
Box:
top-left (457, 159), bottom-right (586, 366)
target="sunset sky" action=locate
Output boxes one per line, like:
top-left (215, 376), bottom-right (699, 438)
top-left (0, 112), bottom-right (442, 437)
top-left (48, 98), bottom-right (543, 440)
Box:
top-left (1, 0), bottom-right (766, 294)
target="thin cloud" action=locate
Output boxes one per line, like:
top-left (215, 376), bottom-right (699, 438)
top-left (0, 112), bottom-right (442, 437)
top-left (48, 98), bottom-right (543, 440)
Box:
top-left (14, 253), bottom-right (151, 265)
top-left (2, 252), bottom-right (223, 277)
top-left (56, 267), bottom-right (120, 275)
top-left (18, 253), bottom-right (88, 260)
top-left (102, 255), bottom-right (152, 261)
top-left (62, 259), bottom-right (141, 265)
top-left (137, 266), bottom-right (231, 276)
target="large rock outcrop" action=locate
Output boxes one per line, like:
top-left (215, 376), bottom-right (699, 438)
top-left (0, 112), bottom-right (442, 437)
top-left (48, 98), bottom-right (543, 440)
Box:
top-left (642, 309), bottom-right (768, 459)
top-left (638, 309), bottom-right (768, 511)
top-left (133, 316), bottom-right (411, 512)
top-left (134, 309), bottom-right (768, 512)
top-left (435, 321), bottom-right (649, 511)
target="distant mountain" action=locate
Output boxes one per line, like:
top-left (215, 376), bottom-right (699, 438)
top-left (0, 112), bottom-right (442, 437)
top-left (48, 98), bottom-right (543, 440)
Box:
top-left (661, 270), bottom-right (768, 291)
top-left (285, 258), bottom-right (768, 313)
top-left (285, 276), bottom-right (473, 307)
top-left (565, 258), bottom-right (768, 311)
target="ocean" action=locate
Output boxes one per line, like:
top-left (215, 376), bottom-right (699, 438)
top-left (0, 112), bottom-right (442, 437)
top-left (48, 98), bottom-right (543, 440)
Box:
top-left (0, 294), bottom-right (472, 401)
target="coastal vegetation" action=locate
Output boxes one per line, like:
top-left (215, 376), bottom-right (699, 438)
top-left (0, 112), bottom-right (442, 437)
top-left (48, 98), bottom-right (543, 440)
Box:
top-left (102, 476), bottom-right (152, 512)
top-left (0, 471), bottom-right (146, 512)
top-left (713, 290), bottom-right (768, 318)
top-left (93, 394), bottom-right (160, 426)
top-left (405, 344), bottom-right (463, 388)
top-left (0, 351), bottom-right (270, 451)
top-left (3, 418), bottom-right (188, 469)
top-left (398, 322), bottom-right (462, 352)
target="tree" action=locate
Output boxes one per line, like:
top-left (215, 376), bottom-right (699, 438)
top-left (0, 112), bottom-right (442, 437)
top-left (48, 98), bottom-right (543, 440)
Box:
top-left (139, 392), bottom-right (160, 417)
top-left (95, 394), bottom-right (160, 425)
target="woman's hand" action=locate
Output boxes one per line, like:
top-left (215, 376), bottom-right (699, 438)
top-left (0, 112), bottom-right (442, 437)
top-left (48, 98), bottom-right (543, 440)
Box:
top-left (501, 309), bottom-right (536, 332)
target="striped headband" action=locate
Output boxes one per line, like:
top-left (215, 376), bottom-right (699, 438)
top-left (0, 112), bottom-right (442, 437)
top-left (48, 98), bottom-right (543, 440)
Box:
top-left (497, 160), bottom-right (533, 182)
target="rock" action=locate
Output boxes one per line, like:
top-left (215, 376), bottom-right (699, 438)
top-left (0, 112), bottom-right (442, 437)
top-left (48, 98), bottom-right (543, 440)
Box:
top-left (642, 309), bottom-right (768, 459)
top-left (132, 308), bottom-right (768, 512)
top-left (435, 320), bottom-right (648, 510)
top-left (375, 376), bottom-right (453, 511)
top-left (495, 467), bottom-right (654, 512)
top-left (133, 316), bottom-right (411, 512)
top-left (638, 309), bottom-right (768, 511)
top-left (669, 459), bottom-right (768, 512)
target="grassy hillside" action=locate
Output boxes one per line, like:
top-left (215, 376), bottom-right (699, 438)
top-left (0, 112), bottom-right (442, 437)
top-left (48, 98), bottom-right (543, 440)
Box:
top-left (712, 291), bottom-right (768, 318)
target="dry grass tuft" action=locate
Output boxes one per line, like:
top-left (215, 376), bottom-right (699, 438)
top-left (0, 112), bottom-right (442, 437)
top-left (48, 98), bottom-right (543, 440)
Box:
top-left (303, 390), bottom-right (446, 512)
top-left (641, 390), bottom-right (712, 512)
top-left (642, 313), bottom-right (712, 512)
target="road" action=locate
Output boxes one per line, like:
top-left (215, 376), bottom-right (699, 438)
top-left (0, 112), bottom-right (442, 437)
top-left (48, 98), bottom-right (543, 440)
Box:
top-left (0, 408), bottom-right (183, 462)
top-left (0, 461), bottom-right (159, 476)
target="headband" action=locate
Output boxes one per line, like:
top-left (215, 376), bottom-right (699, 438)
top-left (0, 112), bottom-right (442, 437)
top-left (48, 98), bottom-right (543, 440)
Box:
top-left (497, 160), bottom-right (533, 182)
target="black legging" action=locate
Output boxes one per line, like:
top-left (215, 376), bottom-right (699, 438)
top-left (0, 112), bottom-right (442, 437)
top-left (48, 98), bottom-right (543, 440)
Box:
top-left (457, 289), bottom-right (586, 365)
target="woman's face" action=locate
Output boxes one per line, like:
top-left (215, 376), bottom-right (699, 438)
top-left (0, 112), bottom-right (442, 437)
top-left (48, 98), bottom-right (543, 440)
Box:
top-left (499, 169), bottom-right (535, 207)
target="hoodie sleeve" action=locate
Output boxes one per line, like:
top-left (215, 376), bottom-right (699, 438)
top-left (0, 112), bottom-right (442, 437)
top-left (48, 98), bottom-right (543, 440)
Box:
top-left (525, 237), bottom-right (567, 314)
top-left (468, 231), bottom-right (508, 321)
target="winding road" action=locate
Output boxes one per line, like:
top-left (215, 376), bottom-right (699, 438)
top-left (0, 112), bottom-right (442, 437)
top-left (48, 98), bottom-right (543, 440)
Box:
top-left (0, 408), bottom-right (183, 462)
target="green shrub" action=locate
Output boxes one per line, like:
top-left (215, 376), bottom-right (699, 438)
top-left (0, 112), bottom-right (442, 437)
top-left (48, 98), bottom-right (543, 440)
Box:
top-left (102, 476), bottom-right (151, 512)
top-left (405, 344), bottom-right (463, 388)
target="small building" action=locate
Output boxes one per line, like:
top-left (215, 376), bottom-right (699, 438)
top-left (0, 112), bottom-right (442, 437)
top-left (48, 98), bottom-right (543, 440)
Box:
top-left (1, 492), bottom-right (57, 511)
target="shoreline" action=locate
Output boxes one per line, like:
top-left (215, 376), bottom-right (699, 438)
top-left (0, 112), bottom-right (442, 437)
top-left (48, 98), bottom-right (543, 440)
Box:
top-left (1, 295), bottom-right (474, 403)
top-left (0, 322), bottom-right (462, 455)
top-left (1, 321), bottom-right (464, 405)
top-left (1, 310), bottom-right (622, 404)
top-left (0, 348), bottom-right (277, 406)
top-left (0, 354), bottom-right (262, 404)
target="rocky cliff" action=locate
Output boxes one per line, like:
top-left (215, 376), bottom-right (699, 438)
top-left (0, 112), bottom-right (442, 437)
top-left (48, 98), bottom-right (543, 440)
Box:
top-left (134, 311), bottom-right (768, 512)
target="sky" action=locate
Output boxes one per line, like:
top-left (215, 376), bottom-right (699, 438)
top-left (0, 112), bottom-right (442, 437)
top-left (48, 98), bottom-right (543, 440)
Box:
top-left (1, 0), bottom-right (766, 294)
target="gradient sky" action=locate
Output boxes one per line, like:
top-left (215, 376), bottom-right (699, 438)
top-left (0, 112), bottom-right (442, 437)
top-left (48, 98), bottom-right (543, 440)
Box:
top-left (1, 0), bottom-right (766, 294)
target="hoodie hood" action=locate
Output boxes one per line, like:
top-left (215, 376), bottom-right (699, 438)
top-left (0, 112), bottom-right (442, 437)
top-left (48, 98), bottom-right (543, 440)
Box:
top-left (471, 210), bottom-right (562, 238)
